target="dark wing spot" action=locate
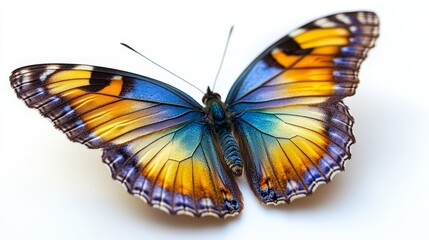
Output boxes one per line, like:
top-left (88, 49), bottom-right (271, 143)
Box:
top-left (258, 186), bottom-right (280, 202)
top-left (265, 54), bottom-right (285, 68)
top-left (222, 197), bottom-right (240, 211)
top-left (79, 71), bottom-right (112, 92)
top-left (279, 36), bottom-right (312, 55)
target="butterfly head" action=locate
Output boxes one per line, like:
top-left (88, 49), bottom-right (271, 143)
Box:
top-left (202, 87), bottom-right (221, 106)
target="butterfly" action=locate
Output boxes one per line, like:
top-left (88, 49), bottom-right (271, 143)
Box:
top-left (10, 11), bottom-right (379, 218)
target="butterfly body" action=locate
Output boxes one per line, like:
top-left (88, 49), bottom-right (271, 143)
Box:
top-left (203, 87), bottom-right (243, 176)
top-left (10, 11), bottom-right (379, 218)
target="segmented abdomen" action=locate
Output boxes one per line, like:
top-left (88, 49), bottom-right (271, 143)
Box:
top-left (218, 127), bottom-right (243, 176)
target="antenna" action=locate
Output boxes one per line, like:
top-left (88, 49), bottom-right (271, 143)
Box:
top-left (212, 25), bottom-right (234, 91)
top-left (121, 43), bottom-right (205, 94)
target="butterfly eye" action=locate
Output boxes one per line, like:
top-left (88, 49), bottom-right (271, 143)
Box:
top-left (201, 92), bottom-right (220, 104)
top-left (202, 95), bottom-right (208, 104)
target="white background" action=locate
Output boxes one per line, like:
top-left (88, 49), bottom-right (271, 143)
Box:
top-left (1, 0), bottom-right (428, 239)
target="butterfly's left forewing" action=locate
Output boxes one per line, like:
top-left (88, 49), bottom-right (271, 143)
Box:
top-left (228, 12), bottom-right (379, 204)
top-left (11, 64), bottom-right (242, 217)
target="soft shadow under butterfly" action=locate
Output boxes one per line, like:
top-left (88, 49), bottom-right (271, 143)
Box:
top-left (10, 11), bottom-right (379, 218)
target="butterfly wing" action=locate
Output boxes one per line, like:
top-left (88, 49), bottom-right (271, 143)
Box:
top-left (234, 102), bottom-right (355, 203)
top-left (227, 12), bottom-right (379, 203)
top-left (10, 64), bottom-right (242, 217)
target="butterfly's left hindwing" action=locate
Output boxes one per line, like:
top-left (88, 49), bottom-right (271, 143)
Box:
top-left (102, 121), bottom-right (242, 217)
top-left (10, 64), bottom-right (242, 217)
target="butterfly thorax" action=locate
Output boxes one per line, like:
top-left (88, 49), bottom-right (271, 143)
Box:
top-left (203, 88), bottom-right (243, 176)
